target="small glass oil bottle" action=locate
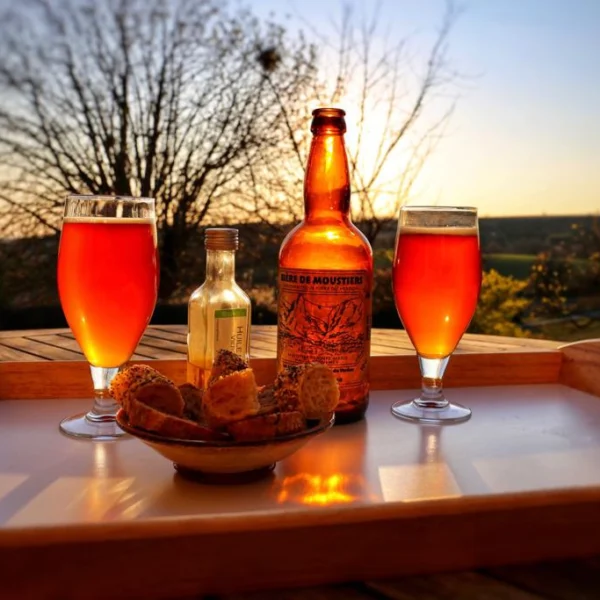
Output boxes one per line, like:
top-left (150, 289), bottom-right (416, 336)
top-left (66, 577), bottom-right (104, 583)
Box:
top-left (187, 228), bottom-right (251, 388)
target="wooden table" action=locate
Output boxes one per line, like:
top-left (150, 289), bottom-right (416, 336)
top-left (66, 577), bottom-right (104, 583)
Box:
top-left (0, 324), bottom-right (559, 362)
top-left (1, 326), bottom-right (599, 600)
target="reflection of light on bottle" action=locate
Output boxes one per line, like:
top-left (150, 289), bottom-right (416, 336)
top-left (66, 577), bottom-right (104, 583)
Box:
top-left (324, 135), bottom-right (334, 170)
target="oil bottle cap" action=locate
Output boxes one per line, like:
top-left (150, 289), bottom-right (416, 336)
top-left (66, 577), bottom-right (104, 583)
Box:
top-left (205, 228), bottom-right (239, 251)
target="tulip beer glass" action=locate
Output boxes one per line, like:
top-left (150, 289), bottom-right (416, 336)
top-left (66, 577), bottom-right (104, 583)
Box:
top-left (391, 206), bottom-right (481, 424)
top-left (57, 195), bottom-right (159, 440)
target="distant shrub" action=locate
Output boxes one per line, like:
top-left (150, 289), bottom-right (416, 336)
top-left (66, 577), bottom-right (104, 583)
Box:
top-left (373, 248), bottom-right (394, 269)
top-left (527, 251), bottom-right (571, 319)
top-left (469, 269), bottom-right (532, 337)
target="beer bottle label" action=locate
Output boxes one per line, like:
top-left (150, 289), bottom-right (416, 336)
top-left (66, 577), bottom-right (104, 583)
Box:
top-left (277, 268), bottom-right (371, 406)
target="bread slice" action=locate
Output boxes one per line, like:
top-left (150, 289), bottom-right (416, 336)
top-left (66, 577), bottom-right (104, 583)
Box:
top-left (274, 363), bottom-right (339, 419)
top-left (202, 368), bottom-right (259, 428)
top-left (227, 411), bottom-right (305, 442)
top-left (126, 398), bottom-right (225, 441)
top-left (132, 379), bottom-right (185, 417)
top-left (110, 364), bottom-right (185, 418)
top-left (110, 364), bottom-right (157, 409)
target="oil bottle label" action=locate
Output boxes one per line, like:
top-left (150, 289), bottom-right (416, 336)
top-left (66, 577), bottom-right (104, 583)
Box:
top-left (277, 268), bottom-right (371, 406)
top-left (212, 308), bottom-right (248, 356)
top-left (187, 305), bottom-right (249, 388)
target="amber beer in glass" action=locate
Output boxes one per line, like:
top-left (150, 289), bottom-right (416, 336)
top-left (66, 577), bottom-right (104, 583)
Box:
top-left (57, 195), bottom-right (158, 439)
top-left (277, 108), bottom-right (373, 423)
top-left (391, 207), bottom-right (481, 424)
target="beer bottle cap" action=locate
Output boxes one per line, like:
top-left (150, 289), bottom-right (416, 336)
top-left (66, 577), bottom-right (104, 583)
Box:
top-left (205, 228), bottom-right (239, 251)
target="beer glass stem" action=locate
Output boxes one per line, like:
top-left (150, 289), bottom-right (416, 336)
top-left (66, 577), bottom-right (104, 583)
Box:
top-left (88, 365), bottom-right (120, 423)
top-left (416, 356), bottom-right (450, 410)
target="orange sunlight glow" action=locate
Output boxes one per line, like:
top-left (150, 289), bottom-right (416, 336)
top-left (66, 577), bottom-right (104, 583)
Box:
top-left (277, 473), bottom-right (360, 506)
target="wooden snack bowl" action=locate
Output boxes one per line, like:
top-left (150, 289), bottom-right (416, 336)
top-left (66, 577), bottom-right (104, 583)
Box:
top-left (116, 408), bottom-right (334, 479)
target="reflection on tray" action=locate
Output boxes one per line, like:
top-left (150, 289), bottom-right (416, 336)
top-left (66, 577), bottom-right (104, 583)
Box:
top-left (378, 425), bottom-right (463, 503)
top-left (0, 474), bottom-right (29, 503)
top-left (276, 418), bottom-right (379, 506)
top-left (3, 442), bottom-right (146, 526)
top-left (378, 463), bottom-right (461, 503)
top-left (276, 473), bottom-right (364, 506)
top-left (474, 447), bottom-right (600, 494)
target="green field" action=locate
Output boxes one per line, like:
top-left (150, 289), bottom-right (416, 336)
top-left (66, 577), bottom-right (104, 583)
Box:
top-left (380, 251), bottom-right (540, 280)
top-left (483, 253), bottom-right (592, 281)
top-left (372, 250), bottom-right (590, 286)
top-left (531, 315), bottom-right (600, 342)
top-left (482, 254), bottom-right (537, 280)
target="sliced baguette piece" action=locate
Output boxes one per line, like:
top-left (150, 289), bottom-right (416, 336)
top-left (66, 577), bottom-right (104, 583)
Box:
top-left (110, 364), bottom-right (185, 417)
top-left (126, 398), bottom-right (226, 441)
top-left (202, 368), bottom-right (260, 428)
top-left (227, 411), bottom-right (305, 442)
top-left (132, 379), bottom-right (185, 417)
top-left (110, 364), bottom-right (158, 409)
top-left (274, 363), bottom-right (339, 419)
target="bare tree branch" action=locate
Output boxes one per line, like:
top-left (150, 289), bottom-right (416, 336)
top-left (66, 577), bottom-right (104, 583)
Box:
top-left (238, 0), bottom-right (462, 245)
top-left (0, 0), bottom-right (319, 298)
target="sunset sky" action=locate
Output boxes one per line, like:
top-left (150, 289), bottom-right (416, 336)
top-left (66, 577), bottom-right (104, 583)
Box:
top-left (253, 0), bottom-right (600, 218)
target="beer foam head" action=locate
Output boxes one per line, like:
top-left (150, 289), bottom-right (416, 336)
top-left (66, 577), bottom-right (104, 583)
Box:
top-left (63, 216), bottom-right (155, 225)
top-left (400, 225), bottom-right (478, 236)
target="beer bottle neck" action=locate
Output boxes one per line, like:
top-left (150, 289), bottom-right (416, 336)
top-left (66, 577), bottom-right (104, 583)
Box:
top-left (205, 249), bottom-right (236, 283)
top-left (304, 133), bottom-right (351, 222)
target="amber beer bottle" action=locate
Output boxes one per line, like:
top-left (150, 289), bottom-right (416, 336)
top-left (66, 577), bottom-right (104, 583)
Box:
top-left (277, 107), bottom-right (373, 423)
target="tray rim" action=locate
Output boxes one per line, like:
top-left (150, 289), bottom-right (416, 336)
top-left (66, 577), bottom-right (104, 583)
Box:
top-left (0, 349), bottom-right (567, 400)
top-left (1, 483), bottom-right (600, 549)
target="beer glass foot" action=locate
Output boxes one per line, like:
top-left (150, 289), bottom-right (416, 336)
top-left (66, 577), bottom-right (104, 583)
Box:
top-left (391, 400), bottom-right (471, 424)
top-left (59, 413), bottom-right (127, 441)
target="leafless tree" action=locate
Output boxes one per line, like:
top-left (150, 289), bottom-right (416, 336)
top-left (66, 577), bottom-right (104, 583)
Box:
top-left (335, 1), bottom-right (460, 244)
top-left (232, 1), bottom-right (461, 246)
top-left (0, 0), bottom-right (317, 298)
